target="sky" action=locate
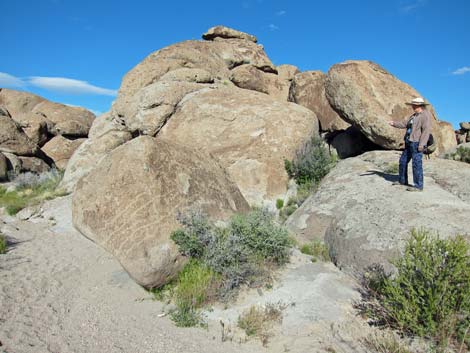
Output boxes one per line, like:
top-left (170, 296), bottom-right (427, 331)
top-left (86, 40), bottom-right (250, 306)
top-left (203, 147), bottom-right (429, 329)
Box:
top-left (0, 0), bottom-right (469, 129)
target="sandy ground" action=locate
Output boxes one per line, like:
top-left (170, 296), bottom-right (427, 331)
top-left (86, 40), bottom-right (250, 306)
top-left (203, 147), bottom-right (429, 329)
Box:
top-left (0, 195), bottom-right (374, 353)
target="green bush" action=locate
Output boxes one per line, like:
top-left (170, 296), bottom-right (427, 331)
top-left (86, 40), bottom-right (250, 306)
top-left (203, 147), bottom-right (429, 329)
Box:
top-left (285, 136), bottom-right (336, 187)
top-left (171, 208), bottom-right (293, 300)
top-left (276, 199), bottom-right (284, 210)
top-left (0, 169), bottom-right (67, 215)
top-left (363, 229), bottom-right (470, 350)
top-left (444, 146), bottom-right (470, 163)
top-left (170, 260), bottom-right (218, 327)
top-left (300, 240), bottom-right (330, 262)
top-left (0, 232), bottom-right (6, 254)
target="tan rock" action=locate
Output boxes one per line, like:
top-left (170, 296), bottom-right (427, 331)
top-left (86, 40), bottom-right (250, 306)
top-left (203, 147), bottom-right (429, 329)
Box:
top-left (0, 152), bottom-right (7, 181)
top-left (18, 156), bottom-right (50, 174)
top-left (457, 132), bottom-right (467, 145)
top-left (2, 152), bottom-right (21, 175)
top-left (115, 81), bottom-right (206, 136)
top-left (88, 112), bottom-right (127, 139)
top-left (72, 136), bottom-right (249, 288)
top-left (0, 89), bottom-right (44, 119)
top-left (277, 64), bottom-right (300, 81)
top-left (60, 130), bottom-right (133, 193)
top-left (159, 85), bottom-right (319, 206)
top-left (460, 122), bottom-right (470, 131)
top-left (0, 112), bottom-right (38, 156)
top-left (202, 25), bottom-right (257, 43)
top-left (289, 71), bottom-right (349, 132)
top-left (42, 135), bottom-right (86, 170)
top-left (32, 101), bottom-right (95, 137)
top-left (325, 60), bottom-right (442, 149)
top-left (15, 112), bottom-right (51, 147)
top-left (160, 68), bottom-right (214, 83)
top-left (114, 39), bottom-right (276, 115)
top-left (435, 121), bottom-right (457, 155)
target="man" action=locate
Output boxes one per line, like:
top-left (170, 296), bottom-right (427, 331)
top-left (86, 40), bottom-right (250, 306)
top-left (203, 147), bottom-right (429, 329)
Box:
top-left (389, 97), bottom-right (432, 192)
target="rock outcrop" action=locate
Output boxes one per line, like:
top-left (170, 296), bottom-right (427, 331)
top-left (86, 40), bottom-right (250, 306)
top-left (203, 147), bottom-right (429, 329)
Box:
top-left (286, 151), bottom-right (470, 273)
top-left (202, 25), bottom-right (258, 42)
top-left (0, 89), bottom-right (95, 177)
top-left (41, 136), bottom-right (87, 170)
top-left (289, 71), bottom-right (349, 132)
top-left (72, 136), bottom-right (249, 288)
top-left (159, 85), bottom-right (319, 206)
top-left (325, 61), bottom-right (454, 154)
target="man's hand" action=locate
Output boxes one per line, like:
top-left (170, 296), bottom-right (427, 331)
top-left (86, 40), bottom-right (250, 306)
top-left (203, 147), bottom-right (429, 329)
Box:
top-left (418, 145), bottom-right (424, 152)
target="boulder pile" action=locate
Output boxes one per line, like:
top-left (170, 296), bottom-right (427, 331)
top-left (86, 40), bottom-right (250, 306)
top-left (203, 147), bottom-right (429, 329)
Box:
top-left (456, 121), bottom-right (470, 144)
top-left (0, 89), bottom-right (95, 180)
top-left (59, 25), bottom-right (464, 288)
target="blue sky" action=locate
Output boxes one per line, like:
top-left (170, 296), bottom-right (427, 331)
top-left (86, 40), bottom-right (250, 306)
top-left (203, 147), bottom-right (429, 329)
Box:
top-left (1, 0), bottom-right (469, 129)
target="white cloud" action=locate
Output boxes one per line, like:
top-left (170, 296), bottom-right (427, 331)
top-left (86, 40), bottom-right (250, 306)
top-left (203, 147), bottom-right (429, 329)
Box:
top-left (452, 66), bottom-right (470, 75)
top-left (268, 24), bottom-right (279, 31)
top-left (400, 0), bottom-right (427, 13)
top-left (0, 72), bottom-right (25, 87)
top-left (276, 10), bottom-right (286, 16)
top-left (28, 76), bottom-right (117, 96)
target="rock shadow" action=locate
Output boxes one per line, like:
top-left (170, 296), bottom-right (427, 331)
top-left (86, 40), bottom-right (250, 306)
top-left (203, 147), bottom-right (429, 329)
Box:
top-left (360, 170), bottom-right (399, 183)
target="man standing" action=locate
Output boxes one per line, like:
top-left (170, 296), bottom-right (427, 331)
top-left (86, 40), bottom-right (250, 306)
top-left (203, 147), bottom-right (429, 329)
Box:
top-left (389, 97), bottom-right (432, 191)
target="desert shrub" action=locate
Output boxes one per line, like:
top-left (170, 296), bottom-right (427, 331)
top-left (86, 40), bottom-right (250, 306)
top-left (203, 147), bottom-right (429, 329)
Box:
top-left (444, 146), bottom-right (470, 164)
top-left (285, 136), bottom-right (336, 187)
top-left (300, 240), bottom-right (330, 262)
top-left (170, 259), bottom-right (219, 327)
top-left (361, 332), bottom-right (414, 353)
top-left (237, 302), bottom-right (285, 345)
top-left (0, 232), bottom-right (6, 254)
top-left (276, 199), bottom-right (284, 210)
top-left (362, 228), bottom-right (470, 350)
top-left (171, 208), bottom-right (293, 301)
top-left (384, 162), bottom-right (399, 174)
top-left (0, 169), bottom-right (67, 215)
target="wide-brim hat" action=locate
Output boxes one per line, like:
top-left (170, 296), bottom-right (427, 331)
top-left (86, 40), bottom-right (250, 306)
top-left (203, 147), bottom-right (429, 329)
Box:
top-left (405, 97), bottom-right (430, 106)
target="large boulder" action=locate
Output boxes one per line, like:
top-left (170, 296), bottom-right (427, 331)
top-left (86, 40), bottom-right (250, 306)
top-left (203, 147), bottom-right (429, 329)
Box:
top-left (0, 89), bottom-right (95, 138)
top-left (113, 30), bottom-right (276, 117)
top-left (325, 61), bottom-right (449, 152)
top-left (0, 110), bottom-right (38, 156)
top-left (277, 64), bottom-right (300, 81)
top-left (202, 25), bottom-right (257, 42)
top-left (32, 101), bottom-right (95, 137)
top-left (60, 129), bottom-right (133, 193)
top-left (18, 156), bottom-right (50, 174)
top-left (159, 85), bottom-right (320, 206)
top-left (289, 71), bottom-right (349, 132)
top-left (286, 150), bottom-right (470, 273)
top-left (0, 152), bottom-right (7, 181)
top-left (230, 64), bottom-right (292, 101)
top-left (41, 135), bottom-right (87, 170)
top-left (72, 136), bottom-right (249, 288)
top-left (435, 121), bottom-right (457, 154)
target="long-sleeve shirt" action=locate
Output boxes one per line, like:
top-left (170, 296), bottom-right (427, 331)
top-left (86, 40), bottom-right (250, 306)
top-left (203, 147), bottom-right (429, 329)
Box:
top-left (392, 109), bottom-right (433, 148)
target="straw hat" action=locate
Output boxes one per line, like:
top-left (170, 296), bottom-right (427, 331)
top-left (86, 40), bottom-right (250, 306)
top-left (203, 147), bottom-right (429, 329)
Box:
top-left (405, 97), bottom-right (430, 106)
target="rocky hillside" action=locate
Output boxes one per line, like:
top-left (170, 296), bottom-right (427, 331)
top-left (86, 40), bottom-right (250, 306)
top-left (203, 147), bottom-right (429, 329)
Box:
top-left (55, 25), bottom-right (466, 289)
top-left (0, 89), bottom-right (95, 179)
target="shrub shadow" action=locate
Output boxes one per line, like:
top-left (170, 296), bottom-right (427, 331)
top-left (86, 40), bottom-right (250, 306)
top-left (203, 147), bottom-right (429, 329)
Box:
top-left (360, 170), bottom-right (399, 183)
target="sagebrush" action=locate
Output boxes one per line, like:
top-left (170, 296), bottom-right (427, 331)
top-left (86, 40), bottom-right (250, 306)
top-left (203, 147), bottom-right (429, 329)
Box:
top-left (444, 146), bottom-right (470, 164)
top-left (0, 169), bottom-right (66, 215)
top-left (362, 228), bottom-right (470, 351)
top-left (0, 232), bottom-right (6, 254)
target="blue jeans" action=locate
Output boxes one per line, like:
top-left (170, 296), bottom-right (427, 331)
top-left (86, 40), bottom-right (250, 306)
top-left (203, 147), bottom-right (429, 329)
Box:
top-left (399, 142), bottom-right (423, 189)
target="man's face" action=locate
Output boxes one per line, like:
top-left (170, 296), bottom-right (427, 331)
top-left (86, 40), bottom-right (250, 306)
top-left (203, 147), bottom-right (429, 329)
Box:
top-left (412, 104), bottom-right (423, 112)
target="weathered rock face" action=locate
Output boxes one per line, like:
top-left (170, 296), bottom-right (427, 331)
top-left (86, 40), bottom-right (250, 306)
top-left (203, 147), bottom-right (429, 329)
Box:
top-left (436, 121), bottom-right (457, 154)
top-left (289, 71), bottom-right (349, 132)
top-left (277, 64), bottom-right (300, 81)
top-left (18, 156), bottom-right (50, 174)
top-left (159, 85), bottom-right (319, 206)
top-left (325, 60), bottom-right (442, 150)
top-left (460, 122), bottom-right (470, 131)
top-left (286, 150), bottom-right (470, 273)
top-left (0, 112), bottom-right (38, 156)
top-left (32, 101), bottom-right (94, 137)
top-left (202, 25), bottom-right (257, 42)
top-left (0, 89), bottom-right (95, 138)
top-left (0, 152), bottom-right (7, 181)
top-left (60, 130), bottom-right (133, 193)
top-left (230, 64), bottom-right (291, 101)
top-left (41, 135), bottom-right (86, 170)
top-left (113, 37), bottom-right (276, 117)
top-left (117, 81), bottom-right (206, 136)
top-left (72, 136), bottom-right (249, 288)
top-left (16, 112), bottom-right (50, 147)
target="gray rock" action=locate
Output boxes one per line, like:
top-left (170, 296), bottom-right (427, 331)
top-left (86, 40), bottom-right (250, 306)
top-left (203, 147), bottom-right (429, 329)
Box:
top-left (286, 150), bottom-right (470, 274)
top-left (202, 25), bottom-right (257, 43)
top-left (0, 152), bottom-right (7, 181)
